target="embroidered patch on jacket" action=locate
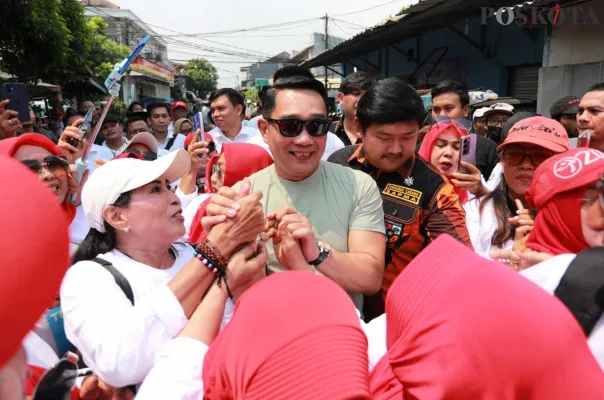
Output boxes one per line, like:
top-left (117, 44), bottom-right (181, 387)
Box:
top-left (382, 184), bottom-right (422, 205)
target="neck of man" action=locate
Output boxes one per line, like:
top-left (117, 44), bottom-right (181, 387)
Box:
top-left (106, 136), bottom-right (126, 151)
top-left (153, 129), bottom-right (168, 143)
top-left (274, 162), bottom-right (320, 182)
top-left (343, 116), bottom-right (360, 144)
top-left (116, 241), bottom-right (175, 270)
top-left (222, 120), bottom-right (242, 140)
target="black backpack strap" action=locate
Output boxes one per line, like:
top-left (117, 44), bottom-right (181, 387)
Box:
top-left (92, 257), bottom-right (135, 305)
top-left (164, 134), bottom-right (178, 151)
top-left (553, 247), bottom-right (604, 336)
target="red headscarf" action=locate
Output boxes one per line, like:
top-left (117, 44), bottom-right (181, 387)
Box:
top-left (0, 133), bottom-right (76, 222)
top-left (370, 234), bottom-right (604, 399)
top-left (0, 156), bottom-right (70, 367)
top-left (418, 122), bottom-right (469, 204)
top-left (526, 148), bottom-right (604, 255)
top-left (203, 271), bottom-right (371, 399)
top-left (189, 143), bottom-right (273, 243)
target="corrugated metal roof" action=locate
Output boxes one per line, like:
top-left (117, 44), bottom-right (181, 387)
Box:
top-left (300, 0), bottom-right (579, 68)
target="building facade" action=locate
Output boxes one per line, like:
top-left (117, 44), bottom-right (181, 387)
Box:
top-left (84, 2), bottom-right (174, 105)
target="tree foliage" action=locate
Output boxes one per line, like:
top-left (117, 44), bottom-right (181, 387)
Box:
top-left (0, 2), bottom-right (128, 86)
top-left (185, 58), bottom-right (219, 98)
top-left (243, 88), bottom-right (258, 104)
top-left (86, 17), bottom-right (130, 85)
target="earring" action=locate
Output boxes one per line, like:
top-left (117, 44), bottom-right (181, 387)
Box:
top-left (124, 227), bottom-right (129, 233)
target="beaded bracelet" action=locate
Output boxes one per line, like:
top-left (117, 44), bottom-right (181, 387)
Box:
top-left (193, 242), bottom-right (233, 299)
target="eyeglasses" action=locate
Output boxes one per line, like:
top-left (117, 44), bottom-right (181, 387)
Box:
top-left (487, 117), bottom-right (510, 127)
top-left (500, 147), bottom-right (554, 167)
top-left (21, 155), bottom-right (69, 175)
top-left (126, 149), bottom-right (157, 161)
top-left (266, 117), bottom-right (331, 138)
top-left (211, 164), bottom-right (223, 179)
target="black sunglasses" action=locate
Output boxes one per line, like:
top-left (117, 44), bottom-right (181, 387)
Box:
top-left (126, 149), bottom-right (158, 161)
top-left (266, 117), bottom-right (331, 138)
top-left (21, 155), bottom-right (69, 175)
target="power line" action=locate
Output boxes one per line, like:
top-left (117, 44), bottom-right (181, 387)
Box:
top-left (332, 0), bottom-right (404, 17)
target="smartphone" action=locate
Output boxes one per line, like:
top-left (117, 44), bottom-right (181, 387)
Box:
top-left (198, 132), bottom-right (216, 154)
top-left (458, 134), bottom-right (478, 174)
top-left (1, 82), bottom-right (30, 122)
top-left (569, 130), bottom-right (591, 148)
top-left (64, 107), bottom-right (94, 149)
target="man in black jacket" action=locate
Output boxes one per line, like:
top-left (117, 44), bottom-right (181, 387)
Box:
top-left (430, 80), bottom-right (499, 180)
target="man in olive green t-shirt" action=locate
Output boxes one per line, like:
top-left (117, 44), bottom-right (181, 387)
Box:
top-left (209, 75), bottom-right (386, 311)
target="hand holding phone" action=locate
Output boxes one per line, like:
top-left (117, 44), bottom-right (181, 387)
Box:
top-left (1, 82), bottom-right (30, 122)
top-left (458, 134), bottom-right (477, 174)
top-left (64, 108), bottom-right (94, 150)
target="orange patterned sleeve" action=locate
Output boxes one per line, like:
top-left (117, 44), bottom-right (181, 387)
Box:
top-left (425, 182), bottom-right (473, 249)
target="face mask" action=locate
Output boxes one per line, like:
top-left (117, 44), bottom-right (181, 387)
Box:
top-left (487, 126), bottom-right (503, 144)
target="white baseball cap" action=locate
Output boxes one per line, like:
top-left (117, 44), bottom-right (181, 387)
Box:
top-left (483, 103), bottom-right (515, 119)
top-left (121, 132), bottom-right (159, 154)
top-left (82, 149), bottom-right (190, 232)
top-left (473, 107), bottom-right (490, 120)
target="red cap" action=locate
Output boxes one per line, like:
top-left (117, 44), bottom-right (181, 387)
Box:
top-left (171, 101), bottom-right (188, 111)
top-left (497, 116), bottom-right (569, 153)
top-left (526, 148), bottom-right (604, 209)
top-left (184, 132), bottom-right (214, 150)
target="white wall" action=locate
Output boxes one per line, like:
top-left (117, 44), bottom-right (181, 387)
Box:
top-left (548, 0), bottom-right (604, 67)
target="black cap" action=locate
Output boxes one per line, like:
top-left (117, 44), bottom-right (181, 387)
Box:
top-left (550, 96), bottom-right (580, 119)
top-left (102, 114), bottom-right (122, 125)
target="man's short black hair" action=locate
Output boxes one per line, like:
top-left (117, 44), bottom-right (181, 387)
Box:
top-left (587, 82), bottom-right (604, 93)
top-left (209, 88), bottom-right (245, 115)
top-left (339, 72), bottom-right (375, 95)
top-left (273, 66), bottom-right (314, 83)
top-left (64, 107), bottom-right (86, 126)
top-left (262, 77), bottom-right (328, 119)
top-left (356, 77), bottom-right (425, 132)
top-left (147, 102), bottom-right (170, 118)
top-left (431, 79), bottom-right (470, 108)
top-left (125, 115), bottom-right (149, 132)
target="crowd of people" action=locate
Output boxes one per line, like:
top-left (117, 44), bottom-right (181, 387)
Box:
top-left (1, 64), bottom-right (604, 399)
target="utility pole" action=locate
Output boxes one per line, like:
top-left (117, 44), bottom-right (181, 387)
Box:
top-left (323, 13), bottom-right (329, 87)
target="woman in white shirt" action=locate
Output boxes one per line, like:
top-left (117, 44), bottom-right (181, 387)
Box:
top-left (463, 117), bottom-right (569, 258)
top-left (60, 150), bottom-right (267, 389)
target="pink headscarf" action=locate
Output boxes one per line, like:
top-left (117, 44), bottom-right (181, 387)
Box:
top-left (203, 271), bottom-right (371, 399)
top-left (370, 234), bottom-right (604, 399)
top-left (418, 122), bottom-right (469, 204)
top-left (0, 133), bottom-right (76, 222)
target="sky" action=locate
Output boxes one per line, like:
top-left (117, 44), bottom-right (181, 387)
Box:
top-left (112, 0), bottom-right (417, 88)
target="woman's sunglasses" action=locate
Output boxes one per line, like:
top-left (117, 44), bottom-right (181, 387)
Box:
top-left (433, 116), bottom-right (472, 133)
top-left (500, 147), bottom-right (554, 167)
top-left (21, 155), bottom-right (69, 175)
top-left (266, 117), bottom-right (331, 138)
top-left (126, 149), bottom-right (158, 161)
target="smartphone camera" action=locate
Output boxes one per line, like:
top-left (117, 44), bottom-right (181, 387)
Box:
top-left (207, 141), bottom-right (216, 154)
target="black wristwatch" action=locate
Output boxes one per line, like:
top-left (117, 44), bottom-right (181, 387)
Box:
top-left (309, 241), bottom-right (330, 267)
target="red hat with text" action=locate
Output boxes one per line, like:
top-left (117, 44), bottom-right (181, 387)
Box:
top-left (497, 116), bottom-right (570, 153)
